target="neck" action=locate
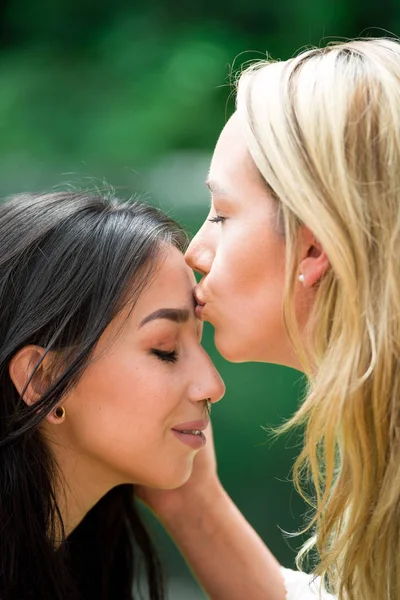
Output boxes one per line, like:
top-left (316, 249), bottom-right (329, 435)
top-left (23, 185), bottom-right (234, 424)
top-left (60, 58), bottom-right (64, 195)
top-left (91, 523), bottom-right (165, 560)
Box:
top-left (42, 426), bottom-right (120, 542)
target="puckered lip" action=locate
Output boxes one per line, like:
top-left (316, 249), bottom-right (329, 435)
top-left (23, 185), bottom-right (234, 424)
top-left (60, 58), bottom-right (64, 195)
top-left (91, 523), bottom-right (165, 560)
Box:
top-left (172, 419), bottom-right (209, 432)
top-left (193, 287), bottom-right (206, 306)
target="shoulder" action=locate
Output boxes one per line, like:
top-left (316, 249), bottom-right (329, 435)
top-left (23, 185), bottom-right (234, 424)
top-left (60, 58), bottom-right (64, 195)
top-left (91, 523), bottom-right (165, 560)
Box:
top-left (280, 567), bottom-right (337, 600)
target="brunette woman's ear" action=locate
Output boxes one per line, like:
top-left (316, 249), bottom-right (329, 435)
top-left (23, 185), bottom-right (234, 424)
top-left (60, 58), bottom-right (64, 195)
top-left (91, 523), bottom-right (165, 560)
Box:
top-left (297, 225), bottom-right (330, 287)
top-left (8, 346), bottom-right (52, 406)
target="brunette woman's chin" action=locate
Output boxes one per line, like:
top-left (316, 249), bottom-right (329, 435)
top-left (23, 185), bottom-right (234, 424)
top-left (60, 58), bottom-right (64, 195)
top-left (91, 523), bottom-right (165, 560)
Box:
top-left (132, 455), bottom-right (197, 491)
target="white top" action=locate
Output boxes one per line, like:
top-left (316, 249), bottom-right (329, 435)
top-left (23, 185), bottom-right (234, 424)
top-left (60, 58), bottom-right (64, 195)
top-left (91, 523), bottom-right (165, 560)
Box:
top-left (281, 567), bottom-right (337, 599)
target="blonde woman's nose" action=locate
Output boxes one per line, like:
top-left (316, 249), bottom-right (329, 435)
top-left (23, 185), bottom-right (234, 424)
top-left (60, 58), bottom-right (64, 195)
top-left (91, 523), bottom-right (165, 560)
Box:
top-left (185, 235), bottom-right (214, 276)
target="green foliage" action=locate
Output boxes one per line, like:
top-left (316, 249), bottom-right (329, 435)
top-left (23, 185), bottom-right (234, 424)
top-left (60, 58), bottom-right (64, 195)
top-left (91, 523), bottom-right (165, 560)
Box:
top-left (0, 0), bottom-right (398, 175)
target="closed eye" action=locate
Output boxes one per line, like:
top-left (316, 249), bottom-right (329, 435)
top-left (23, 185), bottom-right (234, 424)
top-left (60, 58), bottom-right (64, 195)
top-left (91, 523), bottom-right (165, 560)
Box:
top-left (208, 215), bottom-right (226, 224)
top-left (151, 349), bottom-right (178, 363)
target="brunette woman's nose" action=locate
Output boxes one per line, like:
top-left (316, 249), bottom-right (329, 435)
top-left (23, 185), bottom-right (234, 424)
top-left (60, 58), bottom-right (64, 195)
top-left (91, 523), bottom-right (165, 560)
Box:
top-left (189, 365), bottom-right (225, 407)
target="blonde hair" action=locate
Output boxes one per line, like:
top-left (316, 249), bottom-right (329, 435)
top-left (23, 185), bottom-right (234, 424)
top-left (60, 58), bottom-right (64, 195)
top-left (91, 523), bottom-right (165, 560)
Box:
top-left (237, 38), bottom-right (400, 600)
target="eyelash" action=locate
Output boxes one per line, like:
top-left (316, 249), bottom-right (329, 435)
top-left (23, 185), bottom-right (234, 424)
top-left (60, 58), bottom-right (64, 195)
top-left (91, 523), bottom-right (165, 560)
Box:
top-left (208, 215), bottom-right (226, 224)
top-left (151, 349), bottom-right (178, 364)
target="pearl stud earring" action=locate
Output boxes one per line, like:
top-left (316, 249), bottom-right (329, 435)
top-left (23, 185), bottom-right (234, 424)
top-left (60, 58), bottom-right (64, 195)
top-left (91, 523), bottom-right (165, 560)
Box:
top-left (298, 273), bottom-right (305, 283)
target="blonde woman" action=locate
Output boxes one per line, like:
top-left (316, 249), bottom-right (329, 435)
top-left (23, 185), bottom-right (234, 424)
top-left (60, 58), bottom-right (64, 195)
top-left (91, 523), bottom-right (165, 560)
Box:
top-left (138, 37), bottom-right (400, 600)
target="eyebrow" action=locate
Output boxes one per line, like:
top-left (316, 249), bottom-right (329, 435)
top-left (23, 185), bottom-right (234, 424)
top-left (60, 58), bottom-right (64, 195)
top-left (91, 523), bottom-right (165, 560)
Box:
top-left (205, 178), bottom-right (230, 197)
top-left (139, 308), bottom-right (191, 328)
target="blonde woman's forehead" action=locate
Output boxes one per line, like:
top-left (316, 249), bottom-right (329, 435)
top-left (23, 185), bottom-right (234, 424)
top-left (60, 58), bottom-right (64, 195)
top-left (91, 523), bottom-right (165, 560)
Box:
top-left (210, 113), bottom-right (264, 194)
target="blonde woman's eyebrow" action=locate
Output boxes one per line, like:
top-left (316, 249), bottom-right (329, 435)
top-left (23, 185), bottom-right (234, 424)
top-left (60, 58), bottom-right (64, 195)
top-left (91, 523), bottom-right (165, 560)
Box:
top-left (205, 178), bottom-right (230, 197)
top-left (139, 308), bottom-right (191, 328)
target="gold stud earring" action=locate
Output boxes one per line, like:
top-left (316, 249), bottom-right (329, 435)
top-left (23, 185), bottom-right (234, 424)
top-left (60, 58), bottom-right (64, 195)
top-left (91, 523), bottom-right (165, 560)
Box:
top-left (54, 406), bottom-right (66, 419)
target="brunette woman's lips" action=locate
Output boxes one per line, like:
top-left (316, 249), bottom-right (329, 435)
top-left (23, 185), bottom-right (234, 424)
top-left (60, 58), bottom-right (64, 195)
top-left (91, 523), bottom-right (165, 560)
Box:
top-left (171, 419), bottom-right (209, 450)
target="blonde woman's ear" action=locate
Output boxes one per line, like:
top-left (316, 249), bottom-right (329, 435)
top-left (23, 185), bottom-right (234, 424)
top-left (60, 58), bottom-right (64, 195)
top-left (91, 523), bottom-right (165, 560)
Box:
top-left (8, 345), bottom-right (52, 406)
top-left (298, 226), bottom-right (331, 287)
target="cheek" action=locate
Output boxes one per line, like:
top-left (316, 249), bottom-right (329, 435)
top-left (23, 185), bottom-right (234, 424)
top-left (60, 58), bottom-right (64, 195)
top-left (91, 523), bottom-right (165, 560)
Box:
top-left (64, 354), bottom-right (171, 460)
top-left (209, 229), bottom-right (284, 304)
top-left (60, 352), bottom-right (197, 488)
top-left (206, 230), bottom-right (288, 361)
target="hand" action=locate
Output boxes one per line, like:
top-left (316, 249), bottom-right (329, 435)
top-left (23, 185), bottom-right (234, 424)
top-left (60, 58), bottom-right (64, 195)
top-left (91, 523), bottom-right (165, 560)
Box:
top-left (136, 422), bottom-right (222, 523)
top-left (137, 423), bottom-right (285, 600)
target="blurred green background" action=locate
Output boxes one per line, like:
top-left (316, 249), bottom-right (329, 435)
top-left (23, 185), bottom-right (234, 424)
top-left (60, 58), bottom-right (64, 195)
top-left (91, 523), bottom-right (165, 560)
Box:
top-left (1, 0), bottom-right (399, 596)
